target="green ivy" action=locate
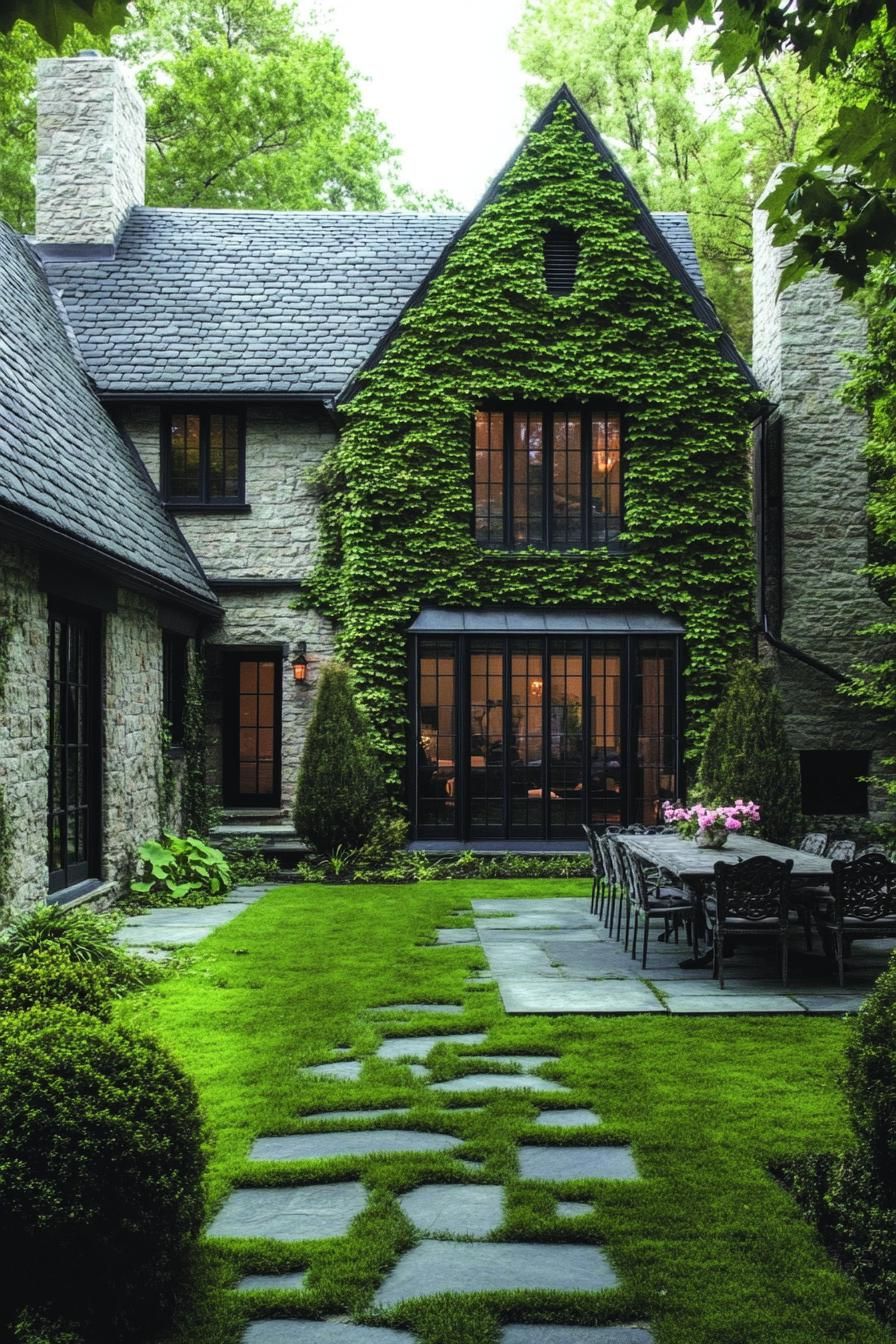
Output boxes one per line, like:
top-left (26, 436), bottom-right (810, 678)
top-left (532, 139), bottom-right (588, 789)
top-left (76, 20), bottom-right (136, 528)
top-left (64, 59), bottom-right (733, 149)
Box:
top-left (181, 644), bottom-right (208, 837)
top-left (305, 102), bottom-right (755, 793)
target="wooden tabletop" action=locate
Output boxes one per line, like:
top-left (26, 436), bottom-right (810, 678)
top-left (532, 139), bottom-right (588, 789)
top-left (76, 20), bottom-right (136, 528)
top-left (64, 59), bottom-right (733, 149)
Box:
top-left (615, 832), bottom-right (833, 884)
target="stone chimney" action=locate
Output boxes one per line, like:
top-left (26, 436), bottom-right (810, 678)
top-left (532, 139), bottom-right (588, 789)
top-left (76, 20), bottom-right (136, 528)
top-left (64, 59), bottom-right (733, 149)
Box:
top-left (35, 52), bottom-right (145, 250)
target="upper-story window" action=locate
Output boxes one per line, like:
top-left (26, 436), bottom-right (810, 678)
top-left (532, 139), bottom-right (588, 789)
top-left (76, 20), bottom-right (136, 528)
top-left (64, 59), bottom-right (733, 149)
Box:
top-left (474, 405), bottom-right (622, 551)
top-left (162, 408), bottom-right (245, 505)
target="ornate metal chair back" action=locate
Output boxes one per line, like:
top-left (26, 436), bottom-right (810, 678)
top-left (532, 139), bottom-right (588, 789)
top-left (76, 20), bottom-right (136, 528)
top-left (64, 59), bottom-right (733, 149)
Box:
top-left (581, 824), bottom-right (603, 878)
top-left (826, 838), bottom-right (856, 864)
top-left (595, 832), bottom-right (614, 885)
top-left (624, 823), bottom-right (647, 834)
top-left (605, 835), bottom-right (628, 890)
top-left (831, 852), bottom-right (896, 923)
top-left (799, 832), bottom-right (828, 857)
top-left (621, 848), bottom-right (649, 911)
top-left (712, 856), bottom-right (793, 925)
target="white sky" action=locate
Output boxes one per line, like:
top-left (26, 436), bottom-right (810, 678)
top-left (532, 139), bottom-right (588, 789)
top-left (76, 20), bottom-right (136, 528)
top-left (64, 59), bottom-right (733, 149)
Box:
top-left (314, 0), bottom-right (530, 208)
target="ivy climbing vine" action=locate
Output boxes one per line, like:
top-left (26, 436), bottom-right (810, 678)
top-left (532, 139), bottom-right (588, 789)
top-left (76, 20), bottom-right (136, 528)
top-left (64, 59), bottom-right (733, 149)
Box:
top-left (304, 101), bottom-right (755, 793)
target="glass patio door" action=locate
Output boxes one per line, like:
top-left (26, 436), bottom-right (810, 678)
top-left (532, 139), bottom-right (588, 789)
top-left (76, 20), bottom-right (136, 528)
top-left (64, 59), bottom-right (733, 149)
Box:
top-left (223, 652), bottom-right (282, 807)
top-left (413, 632), bottom-right (680, 840)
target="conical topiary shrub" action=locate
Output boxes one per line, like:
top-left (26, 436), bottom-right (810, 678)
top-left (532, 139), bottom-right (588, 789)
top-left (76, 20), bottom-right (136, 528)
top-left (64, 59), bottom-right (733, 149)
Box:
top-left (294, 662), bottom-right (385, 855)
top-left (696, 658), bottom-right (800, 845)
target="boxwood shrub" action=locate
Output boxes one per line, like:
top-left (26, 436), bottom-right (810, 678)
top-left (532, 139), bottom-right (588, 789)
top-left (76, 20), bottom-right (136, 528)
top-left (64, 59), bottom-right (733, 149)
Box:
top-left (0, 1007), bottom-right (206, 1341)
top-left (0, 947), bottom-right (113, 1018)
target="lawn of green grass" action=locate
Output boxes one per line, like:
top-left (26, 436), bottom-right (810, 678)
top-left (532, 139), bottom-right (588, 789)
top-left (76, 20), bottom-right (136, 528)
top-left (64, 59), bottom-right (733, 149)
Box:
top-left (117, 879), bottom-right (889, 1344)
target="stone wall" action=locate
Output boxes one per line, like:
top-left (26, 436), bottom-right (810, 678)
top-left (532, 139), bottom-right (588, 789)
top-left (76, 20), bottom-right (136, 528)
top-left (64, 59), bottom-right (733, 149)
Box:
top-left (753, 196), bottom-right (893, 820)
top-left (122, 403), bottom-right (338, 811)
top-left (102, 589), bottom-right (168, 889)
top-left (36, 55), bottom-right (145, 249)
top-left (0, 543), bottom-right (50, 914)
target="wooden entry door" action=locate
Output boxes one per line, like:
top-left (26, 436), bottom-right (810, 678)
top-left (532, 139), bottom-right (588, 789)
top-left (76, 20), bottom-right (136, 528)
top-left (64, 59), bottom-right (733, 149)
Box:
top-left (224, 651), bottom-right (282, 807)
top-left (48, 606), bottom-right (101, 893)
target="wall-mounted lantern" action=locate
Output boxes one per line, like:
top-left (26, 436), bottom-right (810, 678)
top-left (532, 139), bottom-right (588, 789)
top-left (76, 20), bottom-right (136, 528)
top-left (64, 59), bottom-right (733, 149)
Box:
top-left (292, 642), bottom-right (308, 684)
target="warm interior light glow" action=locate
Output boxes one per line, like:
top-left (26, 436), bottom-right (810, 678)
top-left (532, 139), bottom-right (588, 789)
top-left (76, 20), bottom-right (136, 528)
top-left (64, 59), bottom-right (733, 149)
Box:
top-left (292, 652), bottom-right (308, 683)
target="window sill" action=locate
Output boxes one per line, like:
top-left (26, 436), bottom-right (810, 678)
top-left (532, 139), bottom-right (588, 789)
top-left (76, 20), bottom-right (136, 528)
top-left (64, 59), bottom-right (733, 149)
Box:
top-left (480, 543), bottom-right (627, 558)
top-left (47, 878), bottom-right (114, 909)
top-left (164, 502), bottom-right (251, 514)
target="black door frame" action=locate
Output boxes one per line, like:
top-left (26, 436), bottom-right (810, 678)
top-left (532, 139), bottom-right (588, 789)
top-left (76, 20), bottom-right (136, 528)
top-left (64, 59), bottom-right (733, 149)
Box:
top-left (409, 632), bottom-right (683, 841)
top-left (47, 603), bottom-right (102, 894)
top-left (222, 647), bottom-right (283, 808)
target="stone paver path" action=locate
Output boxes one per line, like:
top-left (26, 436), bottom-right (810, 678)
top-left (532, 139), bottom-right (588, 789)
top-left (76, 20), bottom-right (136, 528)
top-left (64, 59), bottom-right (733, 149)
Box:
top-left (535, 1108), bottom-right (601, 1127)
top-left (470, 897), bottom-right (891, 1015)
top-left (209, 1184), bottom-right (367, 1242)
top-left (236, 1272), bottom-right (307, 1293)
top-left (374, 1240), bottom-right (618, 1306)
top-left (429, 1073), bottom-right (570, 1094)
top-left (244, 1326), bottom-right (417, 1343)
top-left (376, 1033), bottom-right (487, 1060)
top-left (300, 1108), bottom-right (411, 1123)
top-left (367, 1003), bottom-right (465, 1014)
top-left (464, 1053), bottom-right (558, 1070)
top-left (113, 885), bottom-right (269, 952)
top-left (249, 1131), bottom-right (459, 1162)
top-left (518, 1144), bottom-right (639, 1182)
top-left (398, 1183), bottom-right (505, 1236)
top-left (556, 1200), bottom-right (594, 1217)
top-left (302, 1061), bottom-right (364, 1081)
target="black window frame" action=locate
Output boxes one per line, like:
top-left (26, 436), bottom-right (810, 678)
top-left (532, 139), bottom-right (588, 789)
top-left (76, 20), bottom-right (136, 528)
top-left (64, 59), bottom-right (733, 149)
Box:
top-left (163, 630), bottom-right (189, 750)
top-left (160, 405), bottom-right (247, 507)
top-left (471, 401), bottom-right (624, 552)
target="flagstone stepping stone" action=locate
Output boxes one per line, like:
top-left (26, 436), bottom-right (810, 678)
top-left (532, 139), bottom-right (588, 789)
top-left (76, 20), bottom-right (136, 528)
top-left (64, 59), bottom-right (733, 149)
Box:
top-left (463, 1054), bottom-right (557, 1071)
top-left (236, 1271), bottom-right (307, 1292)
top-left (377, 1034), bottom-right (487, 1060)
top-left (302, 1061), bottom-right (363, 1081)
top-left (250, 1131), bottom-right (459, 1162)
top-left (406, 1064), bottom-right (429, 1079)
top-left (208, 1183), bottom-right (367, 1241)
top-left (429, 1074), bottom-right (570, 1095)
top-left (374, 1239), bottom-right (617, 1306)
top-left (501, 1329), bottom-right (655, 1343)
top-left (536, 1109), bottom-right (601, 1127)
top-left (243, 1325), bottom-right (417, 1343)
top-left (300, 1108), bottom-right (411, 1123)
top-left (368, 1004), bottom-right (465, 1015)
top-left (518, 1145), bottom-right (639, 1181)
top-left (435, 928), bottom-right (479, 944)
top-left (397, 1183), bottom-right (505, 1236)
top-left (556, 1200), bottom-right (593, 1218)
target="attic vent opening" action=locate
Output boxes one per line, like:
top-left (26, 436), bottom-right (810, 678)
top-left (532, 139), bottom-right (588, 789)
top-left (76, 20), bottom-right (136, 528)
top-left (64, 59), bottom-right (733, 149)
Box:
top-left (544, 226), bottom-right (580, 296)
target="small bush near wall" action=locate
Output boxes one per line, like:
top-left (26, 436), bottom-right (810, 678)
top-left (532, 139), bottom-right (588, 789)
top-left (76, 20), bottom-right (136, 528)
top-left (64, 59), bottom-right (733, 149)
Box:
top-left (130, 833), bottom-right (232, 908)
top-left (294, 662), bottom-right (385, 855)
top-left (0, 1007), bottom-right (205, 1343)
top-left (0, 948), bottom-right (114, 1018)
top-left (778, 953), bottom-right (896, 1326)
top-left (0, 905), bottom-right (158, 998)
top-left (696, 659), bottom-right (800, 844)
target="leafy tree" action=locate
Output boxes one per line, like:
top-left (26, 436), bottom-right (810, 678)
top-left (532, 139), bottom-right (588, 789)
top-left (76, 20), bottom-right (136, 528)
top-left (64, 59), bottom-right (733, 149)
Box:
top-left (294, 662), bottom-right (385, 856)
top-left (637, 0), bottom-right (896, 292)
top-left (511, 0), bottom-right (833, 347)
top-left (0, 0), bottom-right (126, 45)
top-left (0, 0), bottom-right (399, 230)
top-left (696, 658), bottom-right (801, 844)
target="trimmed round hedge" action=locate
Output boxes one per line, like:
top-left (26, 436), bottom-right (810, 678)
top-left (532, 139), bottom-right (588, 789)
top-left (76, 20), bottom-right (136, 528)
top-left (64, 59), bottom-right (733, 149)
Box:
top-left (0, 1007), bottom-right (206, 1341)
top-left (0, 946), bottom-right (113, 1018)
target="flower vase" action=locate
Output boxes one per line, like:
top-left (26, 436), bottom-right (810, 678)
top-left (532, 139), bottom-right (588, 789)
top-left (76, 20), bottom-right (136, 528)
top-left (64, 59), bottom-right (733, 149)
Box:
top-left (694, 828), bottom-right (728, 850)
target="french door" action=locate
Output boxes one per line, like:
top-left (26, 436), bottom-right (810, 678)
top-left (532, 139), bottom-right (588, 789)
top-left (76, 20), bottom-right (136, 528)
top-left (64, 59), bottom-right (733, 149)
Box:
top-left (223, 651), bottom-right (282, 807)
top-left (48, 606), bottom-right (101, 893)
top-left (412, 634), bottom-right (681, 840)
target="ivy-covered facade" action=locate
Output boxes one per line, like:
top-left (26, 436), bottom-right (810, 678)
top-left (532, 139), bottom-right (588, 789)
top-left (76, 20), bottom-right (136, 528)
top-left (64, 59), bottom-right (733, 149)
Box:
top-left (305, 93), bottom-right (757, 840)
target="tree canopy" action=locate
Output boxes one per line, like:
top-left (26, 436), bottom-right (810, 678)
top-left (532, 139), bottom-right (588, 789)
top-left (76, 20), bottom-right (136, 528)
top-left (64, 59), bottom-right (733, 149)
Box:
top-left (0, 0), bottom-right (403, 231)
top-left (0, 0), bottom-right (126, 45)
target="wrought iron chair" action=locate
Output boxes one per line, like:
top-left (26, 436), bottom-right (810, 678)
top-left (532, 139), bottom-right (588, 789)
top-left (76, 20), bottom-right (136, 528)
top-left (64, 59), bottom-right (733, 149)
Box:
top-left (582, 824), bottom-right (605, 916)
top-left (826, 838), bottom-right (857, 863)
top-left (704, 856), bottom-right (794, 989)
top-left (791, 839), bottom-right (855, 950)
top-left (604, 834), bottom-right (629, 940)
top-left (799, 832), bottom-right (829, 857)
top-left (816, 852), bottom-right (896, 986)
top-left (620, 846), bottom-right (696, 967)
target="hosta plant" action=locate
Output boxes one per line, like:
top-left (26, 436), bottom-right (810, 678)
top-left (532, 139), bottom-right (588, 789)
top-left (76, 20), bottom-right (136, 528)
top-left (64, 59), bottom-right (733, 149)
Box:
top-left (131, 834), bottom-right (232, 908)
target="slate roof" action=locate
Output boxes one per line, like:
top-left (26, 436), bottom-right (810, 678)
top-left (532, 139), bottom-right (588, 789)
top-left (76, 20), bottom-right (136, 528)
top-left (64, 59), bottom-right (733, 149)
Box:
top-left (42, 205), bottom-right (707, 400)
top-left (0, 222), bottom-right (217, 610)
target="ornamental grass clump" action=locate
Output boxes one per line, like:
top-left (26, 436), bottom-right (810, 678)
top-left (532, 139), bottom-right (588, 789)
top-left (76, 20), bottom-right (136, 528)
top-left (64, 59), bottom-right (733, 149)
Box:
top-left (294, 661), bottom-right (385, 855)
top-left (0, 1006), bottom-right (205, 1342)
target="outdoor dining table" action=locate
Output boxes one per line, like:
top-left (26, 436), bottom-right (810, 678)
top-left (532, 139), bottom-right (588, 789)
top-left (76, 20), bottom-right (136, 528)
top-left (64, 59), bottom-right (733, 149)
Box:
top-left (615, 832), bottom-right (834, 959)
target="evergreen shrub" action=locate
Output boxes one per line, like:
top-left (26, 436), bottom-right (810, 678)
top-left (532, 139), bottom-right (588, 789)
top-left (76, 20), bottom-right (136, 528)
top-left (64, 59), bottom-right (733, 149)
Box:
top-left (696, 658), bottom-right (800, 843)
top-left (1, 902), bottom-right (119, 965)
top-left (0, 1007), bottom-right (205, 1342)
top-left (294, 662), bottom-right (385, 854)
top-left (0, 947), bottom-right (113, 1018)
top-left (843, 953), bottom-right (896, 1198)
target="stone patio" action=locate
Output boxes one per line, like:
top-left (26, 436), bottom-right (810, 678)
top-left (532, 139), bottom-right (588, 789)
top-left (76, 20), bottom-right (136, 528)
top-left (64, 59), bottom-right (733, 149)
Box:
top-left (113, 885), bottom-right (269, 953)
top-left (374, 1240), bottom-right (618, 1306)
top-left (470, 898), bottom-right (890, 1015)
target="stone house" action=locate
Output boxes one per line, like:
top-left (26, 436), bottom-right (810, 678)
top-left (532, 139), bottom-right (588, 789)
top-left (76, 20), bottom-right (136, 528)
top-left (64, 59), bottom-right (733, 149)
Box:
top-left (0, 51), bottom-right (888, 911)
